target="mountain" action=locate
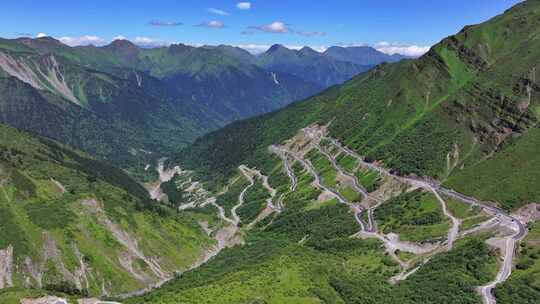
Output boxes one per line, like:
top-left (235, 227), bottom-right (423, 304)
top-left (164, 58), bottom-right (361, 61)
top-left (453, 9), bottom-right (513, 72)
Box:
top-left (116, 2), bottom-right (538, 303)
top-left (3, 2), bottom-right (540, 303)
top-left (257, 44), bottom-right (373, 87)
top-left (0, 39), bottom-right (211, 175)
top-left (0, 123), bottom-right (216, 298)
top-left (174, 0), bottom-right (540, 209)
top-left (201, 45), bottom-right (257, 65)
top-left (324, 46), bottom-right (408, 65)
top-left (132, 43), bottom-right (321, 122)
top-left (0, 38), bottom-right (321, 172)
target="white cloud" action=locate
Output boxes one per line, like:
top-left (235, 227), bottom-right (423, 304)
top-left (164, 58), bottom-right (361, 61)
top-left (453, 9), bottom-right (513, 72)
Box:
top-left (149, 20), bottom-right (183, 27)
top-left (133, 36), bottom-right (171, 47)
top-left (197, 20), bottom-right (225, 29)
top-left (113, 35), bottom-right (127, 41)
top-left (337, 43), bottom-right (369, 47)
top-left (334, 42), bottom-right (430, 57)
top-left (237, 2), bottom-right (251, 10)
top-left (308, 45), bottom-right (328, 52)
top-left (235, 44), bottom-right (270, 54)
top-left (374, 42), bottom-right (430, 57)
top-left (58, 35), bottom-right (106, 46)
top-left (36, 33), bottom-right (48, 38)
top-left (249, 21), bottom-right (289, 33)
top-left (208, 8), bottom-right (229, 16)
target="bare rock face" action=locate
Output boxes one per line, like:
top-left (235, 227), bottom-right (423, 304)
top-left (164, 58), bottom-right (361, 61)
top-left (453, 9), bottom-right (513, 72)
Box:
top-left (0, 245), bottom-right (13, 289)
top-left (20, 296), bottom-right (68, 304)
top-left (0, 53), bottom-right (81, 105)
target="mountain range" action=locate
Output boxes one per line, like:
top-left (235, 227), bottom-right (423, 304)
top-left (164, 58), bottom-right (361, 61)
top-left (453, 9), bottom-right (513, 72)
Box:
top-left (0, 38), bottom-right (401, 174)
top-left (257, 44), bottom-right (375, 87)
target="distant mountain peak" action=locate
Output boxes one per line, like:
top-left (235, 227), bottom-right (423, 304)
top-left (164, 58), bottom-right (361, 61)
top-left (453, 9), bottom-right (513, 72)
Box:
top-left (103, 39), bottom-right (140, 60)
top-left (106, 39), bottom-right (138, 50)
top-left (323, 45), bottom-right (406, 65)
top-left (299, 46), bottom-right (319, 56)
top-left (35, 36), bottom-right (62, 43)
top-left (168, 43), bottom-right (195, 54)
top-left (267, 44), bottom-right (289, 53)
top-left (16, 36), bottom-right (64, 48)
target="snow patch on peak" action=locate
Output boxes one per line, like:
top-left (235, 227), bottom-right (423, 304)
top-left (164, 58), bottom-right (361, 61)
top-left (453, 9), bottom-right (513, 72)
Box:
top-left (271, 72), bottom-right (280, 85)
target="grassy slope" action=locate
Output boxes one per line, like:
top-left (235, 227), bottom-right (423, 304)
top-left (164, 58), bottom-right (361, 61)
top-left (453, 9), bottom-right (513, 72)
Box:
top-left (445, 127), bottom-right (540, 210)
top-left (374, 190), bottom-right (451, 242)
top-left (0, 124), bottom-right (213, 297)
top-left (237, 179), bottom-right (271, 226)
top-left (156, 238), bottom-right (495, 304)
top-left (127, 186), bottom-right (497, 304)
top-left (129, 140), bottom-right (498, 304)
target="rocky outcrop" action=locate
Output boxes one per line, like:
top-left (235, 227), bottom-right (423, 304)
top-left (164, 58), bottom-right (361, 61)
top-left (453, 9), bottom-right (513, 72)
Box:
top-left (81, 199), bottom-right (169, 283)
top-left (0, 245), bottom-right (13, 289)
top-left (21, 296), bottom-right (68, 304)
top-left (0, 52), bottom-right (81, 105)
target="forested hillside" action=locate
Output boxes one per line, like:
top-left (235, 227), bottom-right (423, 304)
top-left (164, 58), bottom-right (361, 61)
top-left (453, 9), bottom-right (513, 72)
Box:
top-left (0, 123), bottom-right (215, 298)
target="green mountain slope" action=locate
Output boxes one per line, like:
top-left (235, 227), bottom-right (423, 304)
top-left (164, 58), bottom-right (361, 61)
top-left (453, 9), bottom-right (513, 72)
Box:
top-left (0, 123), bottom-right (214, 297)
top-left (175, 0), bottom-right (540, 211)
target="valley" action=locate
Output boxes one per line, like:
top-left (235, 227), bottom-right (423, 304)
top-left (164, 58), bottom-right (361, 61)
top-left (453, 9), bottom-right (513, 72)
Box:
top-left (1, 1), bottom-right (540, 303)
top-left (125, 124), bottom-right (534, 304)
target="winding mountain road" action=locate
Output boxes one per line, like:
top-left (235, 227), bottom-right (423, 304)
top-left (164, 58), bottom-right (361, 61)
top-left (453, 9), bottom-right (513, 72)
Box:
top-left (321, 133), bottom-right (526, 240)
top-left (271, 145), bottom-right (369, 231)
top-left (283, 154), bottom-right (298, 192)
top-left (231, 166), bottom-right (256, 225)
top-left (269, 146), bottom-right (300, 212)
top-left (312, 130), bottom-right (527, 302)
top-left (272, 144), bottom-right (437, 269)
top-left (142, 127), bottom-right (527, 304)
top-left (430, 187), bottom-right (461, 251)
top-left (479, 232), bottom-right (520, 304)
top-left (313, 143), bottom-right (368, 198)
top-left (314, 143), bottom-right (381, 232)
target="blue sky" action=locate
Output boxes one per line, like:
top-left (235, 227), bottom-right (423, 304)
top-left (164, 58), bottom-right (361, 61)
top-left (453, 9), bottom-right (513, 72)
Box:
top-left (0, 0), bottom-right (523, 55)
